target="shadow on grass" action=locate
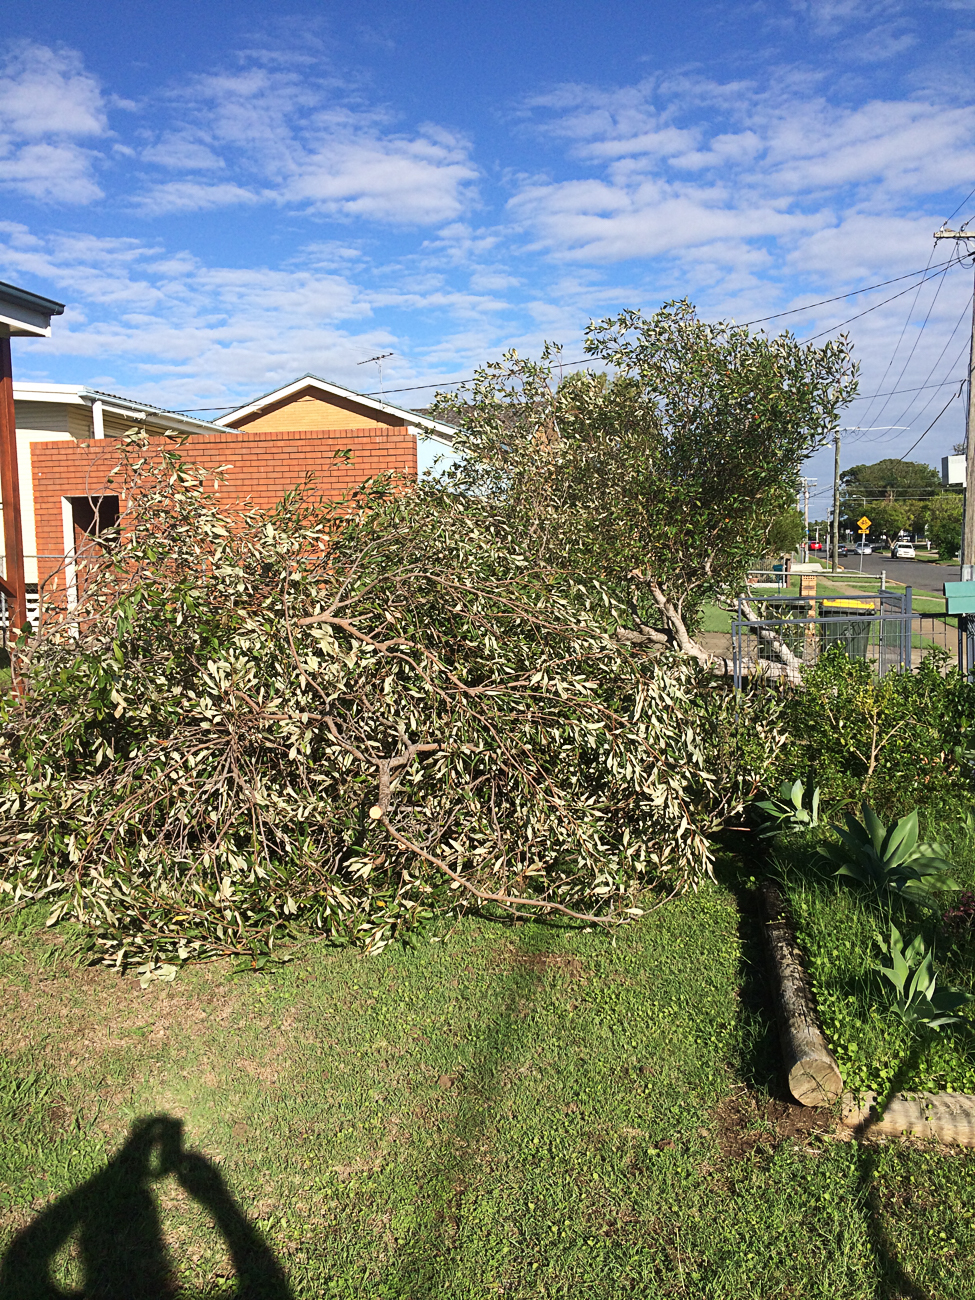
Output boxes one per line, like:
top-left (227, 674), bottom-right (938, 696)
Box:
top-left (387, 920), bottom-right (561, 1298)
top-left (853, 1037), bottom-right (932, 1300)
top-left (712, 848), bottom-right (785, 1100)
top-left (0, 1115), bottom-right (292, 1300)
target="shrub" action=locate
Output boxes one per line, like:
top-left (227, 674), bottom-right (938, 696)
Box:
top-left (771, 646), bottom-right (975, 817)
top-left (0, 448), bottom-right (779, 973)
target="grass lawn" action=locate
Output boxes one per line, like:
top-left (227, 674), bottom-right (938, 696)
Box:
top-left (4, 888), bottom-right (975, 1297)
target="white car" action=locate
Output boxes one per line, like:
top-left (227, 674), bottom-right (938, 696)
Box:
top-left (853, 543), bottom-right (873, 555)
top-left (892, 542), bottom-right (915, 559)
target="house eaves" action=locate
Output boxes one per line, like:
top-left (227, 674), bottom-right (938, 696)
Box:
top-left (14, 382), bottom-right (228, 436)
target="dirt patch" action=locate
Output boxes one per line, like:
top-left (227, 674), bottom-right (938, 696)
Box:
top-left (504, 951), bottom-right (585, 979)
top-left (714, 1089), bottom-right (836, 1159)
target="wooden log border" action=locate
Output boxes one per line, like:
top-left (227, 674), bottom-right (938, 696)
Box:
top-left (758, 880), bottom-right (975, 1147)
top-left (842, 1091), bottom-right (975, 1146)
top-left (759, 881), bottom-right (844, 1106)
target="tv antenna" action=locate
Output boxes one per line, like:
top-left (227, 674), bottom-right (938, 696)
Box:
top-left (357, 352), bottom-right (394, 400)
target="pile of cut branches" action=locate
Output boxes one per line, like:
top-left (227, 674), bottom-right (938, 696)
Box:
top-left (0, 446), bottom-right (781, 973)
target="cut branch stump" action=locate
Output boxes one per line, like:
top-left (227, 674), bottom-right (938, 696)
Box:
top-left (759, 881), bottom-right (844, 1106)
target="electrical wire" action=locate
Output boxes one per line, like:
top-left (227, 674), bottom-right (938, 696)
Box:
top-left (171, 258), bottom-right (968, 412)
top-left (881, 293), bottom-right (973, 433)
top-left (945, 185), bottom-right (975, 227)
top-left (865, 253), bottom-right (957, 430)
top-left (848, 377), bottom-right (965, 401)
top-left (736, 257), bottom-right (955, 326)
top-left (878, 332), bottom-right (971, 444)
top-left (893, 392), bottom-right (961, 463)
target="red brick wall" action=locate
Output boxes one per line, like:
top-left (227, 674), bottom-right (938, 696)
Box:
top-left (30, 425), bottom-right (416, 588)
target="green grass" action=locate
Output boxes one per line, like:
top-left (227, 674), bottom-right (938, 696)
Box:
top-left (700, 603), bottom-right (732, 633)
top-left (4, 890), bottom-right (975, 1297)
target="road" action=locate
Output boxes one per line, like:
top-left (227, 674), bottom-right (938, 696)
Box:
top-left (828, 551), bottom-right (958, 595)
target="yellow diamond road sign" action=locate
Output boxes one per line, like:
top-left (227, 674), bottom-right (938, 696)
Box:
top-left (857, 515), bottom-right (871, 533)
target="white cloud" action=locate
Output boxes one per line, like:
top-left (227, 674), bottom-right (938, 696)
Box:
top-left (0, 42), bottom-right (107, 203)
top-left (0, 41), bottom-right (479, 225)
top-left (509, 75), bottom-right (975, 271)
top-left (141, 134), bottom-right (226, 171)
top-left (0, 226), bottom-right (524, 410)
top-left (138, 63), bottom-right (480, 224)
top-left (132, 180), bottom-right (262, 216)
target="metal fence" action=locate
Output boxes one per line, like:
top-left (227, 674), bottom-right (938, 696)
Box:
top-left (733, 589), bottom-right (915, 686)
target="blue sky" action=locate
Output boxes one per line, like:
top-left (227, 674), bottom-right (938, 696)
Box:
top-left (2, 0), bottom-right (975, 508)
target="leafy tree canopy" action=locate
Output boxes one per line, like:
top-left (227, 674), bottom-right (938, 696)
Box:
top-left (840, 458), bottom-right (941, 501)
top-left (927, 492), bottom-right (963, 560)
top-left (767, 508), bottom-right (805, 556)
top-left (433, 300), bottom-right (858, 662)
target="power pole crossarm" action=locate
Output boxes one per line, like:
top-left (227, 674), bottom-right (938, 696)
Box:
top-left (933, 229), bottom-right (975, 571)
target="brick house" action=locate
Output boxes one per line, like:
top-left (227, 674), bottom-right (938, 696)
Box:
top-left (9, 375), bottom-right (456, 605)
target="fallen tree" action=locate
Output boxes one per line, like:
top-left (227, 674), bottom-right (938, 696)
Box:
top-left (432, 300), bottom-right (858, 668)
top-left (0, 449), bottom-right (784, 972)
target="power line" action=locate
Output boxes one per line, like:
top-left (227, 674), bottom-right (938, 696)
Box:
top-left (865, 252), bottom-right (957, 431)
top-left (849, 377), bottom-right (965, 401)
top-left (945, 186), bottom-right (975, 226)
top-left (171, 258), bottom-right (968, 412)
top-left (882, 294), bottom-right (972, 431)
top-left (737, 257), bottom-right (955, 327)
top-left (802, 258), bottom-right (952, 345)
top-left (881, 332), bottom-right (971, 443)
top-left (893, 394), bottom-right (962, 462)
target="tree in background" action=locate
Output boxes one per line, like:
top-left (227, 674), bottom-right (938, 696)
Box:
top-left (766, 508), bottom-right (804, 558)
top-left (863, 501), bottom-right (910, 546)
top-left (927, 492), bottom-right (963, 560)
top-left (434, 300), bottom-right (858, 662)
top-left (839, 458), bottom-right (942, 533)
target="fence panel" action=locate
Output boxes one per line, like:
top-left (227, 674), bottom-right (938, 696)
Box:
top-left (733, 589), bottom-right (916, 685)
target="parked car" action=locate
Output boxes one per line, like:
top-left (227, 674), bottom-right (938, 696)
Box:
top-left (892, 541), bottom-right (916, 559)
top-left (853, 543), bottom-right (873, 555)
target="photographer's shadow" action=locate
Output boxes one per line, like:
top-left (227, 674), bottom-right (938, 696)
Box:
top-left (0, 1115), bottom-right (293, 1300)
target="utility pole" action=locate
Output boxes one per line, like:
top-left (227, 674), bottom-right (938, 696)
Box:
top-left (831, 430), bottom-right (840, 573)
top-left (934, 228), bottom-right (975, 573)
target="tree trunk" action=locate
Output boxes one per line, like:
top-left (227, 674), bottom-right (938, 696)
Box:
top-left (760, 882), bottom-right (844, 1106)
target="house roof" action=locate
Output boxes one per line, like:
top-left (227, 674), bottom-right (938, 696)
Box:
top-left (13, 382), bottom-right (229, 435)
top-left (216, 373), bottom-right (457, 443)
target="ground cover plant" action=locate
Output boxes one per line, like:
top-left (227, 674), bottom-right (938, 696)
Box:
top-left (0, 445), bottom-right (780, 975)
top-left (4, 890), bottom-right (975, 1299)
top-left (772, 830), bottom-right (975, 1100)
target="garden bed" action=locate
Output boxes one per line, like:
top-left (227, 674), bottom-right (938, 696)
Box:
top-left (770, 828), bottom-right (975, 1103)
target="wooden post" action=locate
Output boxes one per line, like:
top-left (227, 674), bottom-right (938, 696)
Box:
top-left (0, 335), bottom-right (26, 636)
top-left (760, 882), bottom-right (843, 1106)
